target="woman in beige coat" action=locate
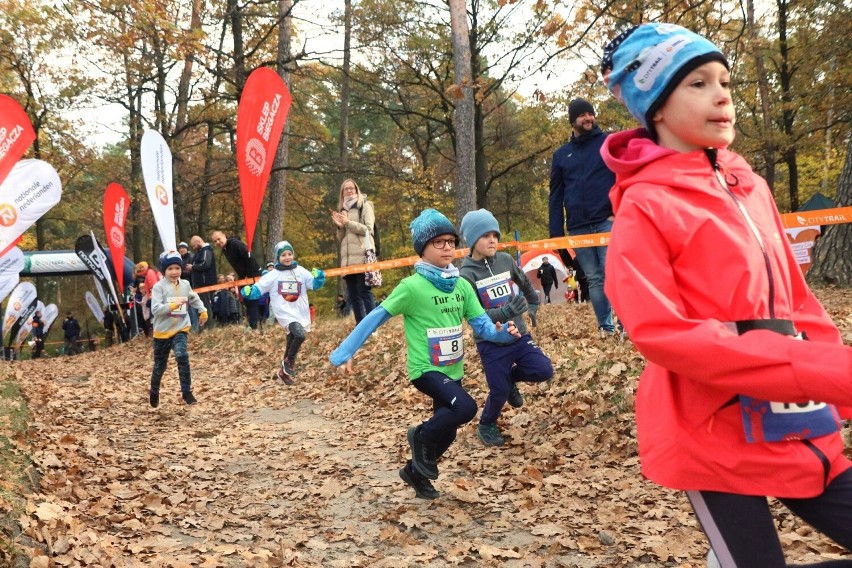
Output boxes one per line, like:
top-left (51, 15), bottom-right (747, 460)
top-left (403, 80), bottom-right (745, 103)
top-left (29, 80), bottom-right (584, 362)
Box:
top-left (330, 178), bottom-right (376, 323)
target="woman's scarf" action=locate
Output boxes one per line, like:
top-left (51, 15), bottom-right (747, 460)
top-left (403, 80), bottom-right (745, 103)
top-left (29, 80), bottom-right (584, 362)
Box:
top-left (414, 260), bottom-right (459, 293)
top-left (343, 196), bottom-right (358, 211)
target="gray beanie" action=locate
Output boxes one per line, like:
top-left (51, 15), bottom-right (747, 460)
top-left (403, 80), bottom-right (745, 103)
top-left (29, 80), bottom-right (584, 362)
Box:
top-left (460, 209), bottom-right (501, 248)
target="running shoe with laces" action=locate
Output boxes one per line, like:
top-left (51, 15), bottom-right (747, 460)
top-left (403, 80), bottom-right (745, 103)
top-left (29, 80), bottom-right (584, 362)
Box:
top-left (507, 382), bottom-right (523, 408)
top-left (399, 463), bottom-right (439, 499)
top-left (477, 423), bottom-right (505, 446)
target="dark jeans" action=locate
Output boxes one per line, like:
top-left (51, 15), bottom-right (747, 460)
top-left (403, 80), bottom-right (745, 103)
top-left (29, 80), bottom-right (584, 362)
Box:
top-left (542, 282), bottom-right (554, 303)
top-left (32, 338), bottom-right (44, 359)
top-left (477, 334), bottom-right (553, 424)
top-left (150, 332), bottom-right (192, 394)
top-left (687, 467), bottom-right (852, 567)
top-left (64, 336), bottom-right (80, 355)
top-left (283, 322), bottom-right (306, 365)
top-left (572, 219), bottom-right (616, 331)
top-left (343, 274), bottom-right (375, 324)
top-left (244, 298), bottom-right (260, 329)
top-left (411, 371), bottom-right (478, 461)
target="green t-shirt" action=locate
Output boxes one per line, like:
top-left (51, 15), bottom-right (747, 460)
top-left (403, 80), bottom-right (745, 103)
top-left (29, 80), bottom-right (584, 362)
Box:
top-left (381, 273), bottom-right (485, 381)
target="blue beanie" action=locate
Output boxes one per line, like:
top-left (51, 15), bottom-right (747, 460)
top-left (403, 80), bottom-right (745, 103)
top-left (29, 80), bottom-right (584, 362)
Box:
top-left (275, 240), bottom-right (295, 258)
top-left (159, 250), bottom-right (183, 271)
top-left (410, 209), bottom-right (459, 256)
top-left (459, 209), bottom-right (501, 248)
top-left (602, 23), bottom-right (728, 132)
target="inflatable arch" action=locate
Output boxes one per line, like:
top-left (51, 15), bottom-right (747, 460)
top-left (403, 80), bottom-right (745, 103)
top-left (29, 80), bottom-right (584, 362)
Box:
top-left (20, 250), bottom-right (135, 290)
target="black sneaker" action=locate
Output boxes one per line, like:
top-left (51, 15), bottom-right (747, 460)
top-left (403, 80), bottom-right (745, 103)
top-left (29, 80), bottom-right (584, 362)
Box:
top-left (149, 390), bottom-right (159, 408)
top-left (507, 382), bottom-right (523, 408)
top-left (477, 423), bottom-right (505, 446)
top-left (399, 465), bottom-right (439, 499)
top-left (407, 426), bottom-right (439, 480)
top-left (182, 391), bottom-right (198, 405)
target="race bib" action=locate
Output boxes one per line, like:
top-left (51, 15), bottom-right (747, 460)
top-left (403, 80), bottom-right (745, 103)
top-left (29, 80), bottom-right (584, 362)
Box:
top-left (169, 296), bottom-right (187, 317)
top-left (427, 325), bottom-right (463, 367)
top-left (739, 396), bottom-right (841, 443)
top-left (475, 272), bottom-right (513, 308)
top-left (277, 279), bottom-right (302, 297)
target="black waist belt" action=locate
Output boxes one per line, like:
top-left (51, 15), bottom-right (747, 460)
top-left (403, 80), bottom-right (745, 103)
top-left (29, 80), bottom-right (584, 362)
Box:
top-left (735, 318), bottom-right (796, 337)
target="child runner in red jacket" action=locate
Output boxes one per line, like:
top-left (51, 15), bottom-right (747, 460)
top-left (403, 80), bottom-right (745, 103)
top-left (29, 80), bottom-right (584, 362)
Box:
top-left (600, 23), bottom-right (852, 566)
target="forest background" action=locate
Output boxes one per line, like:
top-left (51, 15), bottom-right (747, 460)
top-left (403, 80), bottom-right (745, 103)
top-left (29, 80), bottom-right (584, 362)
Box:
top-left (0, 0), bottom-right (850, 317)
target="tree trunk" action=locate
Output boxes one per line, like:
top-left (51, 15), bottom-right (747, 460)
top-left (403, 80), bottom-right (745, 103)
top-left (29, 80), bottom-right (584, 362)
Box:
top-left (338, 0), bottom-right (351, 176)
top-left (265, 0), bottom-right (293, 263)
top-left (777, 0), bottom-right (799, 209)
top-left (447, 0), bottom-right (476, 222)
top-left (806, 138), bottom-right (852, 286)
top-left (747, 0), bottom-right (776, 195)
top-left (172, 0), bottom-right (203, 244)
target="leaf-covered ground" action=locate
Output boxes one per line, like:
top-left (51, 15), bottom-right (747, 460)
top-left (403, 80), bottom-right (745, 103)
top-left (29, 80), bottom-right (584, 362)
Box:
top-left (1, 288), bottom-right (851, 567)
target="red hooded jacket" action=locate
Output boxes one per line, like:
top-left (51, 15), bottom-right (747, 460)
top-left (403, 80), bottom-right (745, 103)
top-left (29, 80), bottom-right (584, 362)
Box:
top-left (601, 128), bottom-right (852, 498)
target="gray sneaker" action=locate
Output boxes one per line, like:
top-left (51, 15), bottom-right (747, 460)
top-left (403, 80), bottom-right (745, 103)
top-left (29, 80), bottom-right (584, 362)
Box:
top-left (477, 423), bottom-right (505, 446)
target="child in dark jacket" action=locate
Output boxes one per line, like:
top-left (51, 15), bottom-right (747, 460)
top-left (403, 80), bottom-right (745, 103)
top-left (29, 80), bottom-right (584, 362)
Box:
top-left (600, 22), bottom-right (852, 565)
top-left (459, 209), bottom-right (553, 446)
top-left (330, 209), bottom-right (520, 500)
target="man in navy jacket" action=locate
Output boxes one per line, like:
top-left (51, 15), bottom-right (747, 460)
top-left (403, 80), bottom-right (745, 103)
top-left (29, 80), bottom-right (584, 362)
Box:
top-left (549, 98), bottom-right (618, 336)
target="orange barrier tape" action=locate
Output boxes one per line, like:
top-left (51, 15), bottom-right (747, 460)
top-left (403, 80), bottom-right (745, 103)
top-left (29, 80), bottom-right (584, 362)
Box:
top-left (192, 207), bottom-right (850, 289)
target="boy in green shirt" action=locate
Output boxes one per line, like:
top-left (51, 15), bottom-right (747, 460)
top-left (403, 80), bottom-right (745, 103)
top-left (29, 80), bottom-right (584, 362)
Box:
top-left (330, 209), bottom-right (519, 499)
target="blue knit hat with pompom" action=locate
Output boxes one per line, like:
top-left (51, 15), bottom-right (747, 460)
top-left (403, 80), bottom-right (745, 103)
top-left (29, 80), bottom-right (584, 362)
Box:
top-left (410, 209), bottom-right (459, 256)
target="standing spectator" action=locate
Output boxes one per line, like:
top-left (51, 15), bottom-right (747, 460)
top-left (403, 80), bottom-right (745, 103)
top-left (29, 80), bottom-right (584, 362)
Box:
top-left (177, 242), bottom-right (199, 332)
top-left (601, 23), bottom-right (852, 564)
top-left (62, 312), bottom-right (81, 356)
top-left (31, 310), bottom-right (44, 359)
top-left (211, 274), bottom-right (225, 324)
top-left (210, 230), bottom-right (261, 329)
top-left (187, 236), bottom-right (217, 330)
top-left (536, 256), bottom-right (558, 304)
top-left (336, 294), bottom-right (349, 318)
top-left (133, 283), bottom-right (153, 337)
top-left (330, 178), bottom-right (376, 324)
top-left (549, 98), bottom-right (619, 337)
top-left (134, 261), bottom-right (162, 298)
top-left (102, 308), bottom-right (116, 347)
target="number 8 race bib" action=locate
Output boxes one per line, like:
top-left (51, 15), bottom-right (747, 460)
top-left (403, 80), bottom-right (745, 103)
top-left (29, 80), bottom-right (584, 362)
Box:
top-left (427, 325), bottom-right (464, 367)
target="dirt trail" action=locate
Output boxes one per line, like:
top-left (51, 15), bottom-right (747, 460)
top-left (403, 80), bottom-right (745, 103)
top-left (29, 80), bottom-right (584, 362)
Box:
top-left (3, 297), bottom-right (850, 566)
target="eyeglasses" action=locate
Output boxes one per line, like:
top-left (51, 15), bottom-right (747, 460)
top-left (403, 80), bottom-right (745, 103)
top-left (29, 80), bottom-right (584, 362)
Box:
top-left (430, 238), bottom-right (457, 249)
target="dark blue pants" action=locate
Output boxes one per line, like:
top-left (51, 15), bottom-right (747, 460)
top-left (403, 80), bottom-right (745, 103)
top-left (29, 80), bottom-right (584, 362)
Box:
top-left (244, 298), bottom-right (260, 329)
top-left (412, 371), bottom-right (478, 459)
top-left (343, 274), bottom-right (375, 324)
top-left (688, 467), bottom-right (852, 567)
top-left (150, 332), bottom-right (192, 394)
top-left (477, 334), bottom-right (553, 424)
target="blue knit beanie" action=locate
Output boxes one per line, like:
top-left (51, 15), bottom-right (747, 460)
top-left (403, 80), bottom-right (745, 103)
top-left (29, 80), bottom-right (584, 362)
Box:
top-left (602, 23), bottom-right (728, 132)
top-left (159, 250), bottom-right (183, 271)
top-left (410, 209), bottom-right (459, 256)
top-left (460, 209), bottom-right (501, 248)
top-left (275, 240), bottom-right (295, 259)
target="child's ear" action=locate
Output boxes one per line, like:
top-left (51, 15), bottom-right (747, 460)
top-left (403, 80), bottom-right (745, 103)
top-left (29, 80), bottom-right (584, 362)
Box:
top-left (652, 110), bottom-right (664, 123)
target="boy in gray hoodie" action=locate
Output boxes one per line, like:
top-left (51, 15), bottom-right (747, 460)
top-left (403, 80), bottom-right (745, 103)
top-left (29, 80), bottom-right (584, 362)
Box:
top-left (459, 209), bottom-right (554, 446)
